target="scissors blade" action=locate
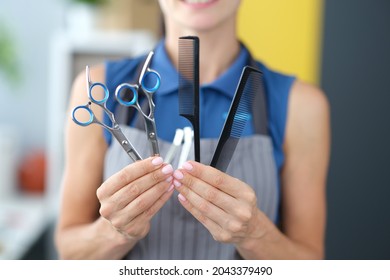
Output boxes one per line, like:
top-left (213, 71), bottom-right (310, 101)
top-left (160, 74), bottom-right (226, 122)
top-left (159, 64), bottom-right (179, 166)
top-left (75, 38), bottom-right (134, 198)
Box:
top-left (111, 127), bottom-right (142, 162)
top-left (139, 51), bottom-right (154, 85)
top-left (143, 117), bottom-right (160, 156)
top-left (86, 65), bottom-right (92, 93)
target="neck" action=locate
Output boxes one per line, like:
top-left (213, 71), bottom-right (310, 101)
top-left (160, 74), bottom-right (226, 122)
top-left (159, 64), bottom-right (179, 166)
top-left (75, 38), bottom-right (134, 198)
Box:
top-left (163, 19), bottom-right (240, 84)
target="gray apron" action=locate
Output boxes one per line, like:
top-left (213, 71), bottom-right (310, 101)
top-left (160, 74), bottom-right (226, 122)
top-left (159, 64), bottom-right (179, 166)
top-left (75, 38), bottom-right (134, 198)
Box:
top-left (104, 121), bottom-right (279, 260)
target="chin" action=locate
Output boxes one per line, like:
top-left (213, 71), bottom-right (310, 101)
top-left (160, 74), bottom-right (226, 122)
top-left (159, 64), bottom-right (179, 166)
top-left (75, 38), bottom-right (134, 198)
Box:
top-left (185, 18), bottom-right (220, 32)
top-left (162, 0), bottom-right (239, 33)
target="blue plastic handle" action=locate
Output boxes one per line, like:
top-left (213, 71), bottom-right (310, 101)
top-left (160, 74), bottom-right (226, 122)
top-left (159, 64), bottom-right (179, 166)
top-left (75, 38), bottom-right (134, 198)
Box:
top-left (141, 70), bottom-right (161, 93)
top-left (115, 84), bottom-right (138, 106)
top-left (88, 82), bottom-right (109, 104)
top-left (71, 105), bottom-right (94, 126)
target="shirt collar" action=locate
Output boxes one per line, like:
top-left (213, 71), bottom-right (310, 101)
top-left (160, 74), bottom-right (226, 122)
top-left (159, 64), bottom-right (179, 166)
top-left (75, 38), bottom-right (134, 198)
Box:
top-left (203, 43), bottom-right (250, 99)
top-left (151, 39), bottom-right (250, 99)
top-left (151, 40), bottom-right (178, 95)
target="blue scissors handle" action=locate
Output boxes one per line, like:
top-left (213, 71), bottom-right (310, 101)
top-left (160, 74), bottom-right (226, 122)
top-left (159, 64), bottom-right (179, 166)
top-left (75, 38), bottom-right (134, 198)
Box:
top-left (115, 85), bottom-right (160, 156)
top-left (72, 102), bottom-right (115, 130)
top-left (115, 70), bottom-right (161, 107)
top-left (138, 51), bottom-right (161, 93)
top-left (141, 70), bottom-right (161, 93)
top-left (71, 104), bottom-right (95, 126)
top-left (115, 84), bottom-right (138, 106)
top-left (89, 82), bottom-right (109, 104)
top-left (71, 102), bottom-right (142, 162)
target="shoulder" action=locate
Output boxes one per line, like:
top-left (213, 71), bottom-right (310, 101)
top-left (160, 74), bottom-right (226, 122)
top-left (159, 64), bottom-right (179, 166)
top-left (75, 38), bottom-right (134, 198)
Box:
top-left (289, 80), bottom-right (330, 125)
top-left (285, 79), bottom-right (330, 152)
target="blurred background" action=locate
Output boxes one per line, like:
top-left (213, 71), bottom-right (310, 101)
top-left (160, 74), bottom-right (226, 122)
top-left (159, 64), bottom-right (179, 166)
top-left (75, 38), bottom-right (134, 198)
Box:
top-left (0, 0), bottom-right (389, 259)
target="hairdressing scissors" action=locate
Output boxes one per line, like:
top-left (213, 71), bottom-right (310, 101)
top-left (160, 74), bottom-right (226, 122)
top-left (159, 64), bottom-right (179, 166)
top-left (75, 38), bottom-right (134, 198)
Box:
top-left (71, 66), bottom-right (142, 162)
top-left (115, 51), bottom-right (160, 156)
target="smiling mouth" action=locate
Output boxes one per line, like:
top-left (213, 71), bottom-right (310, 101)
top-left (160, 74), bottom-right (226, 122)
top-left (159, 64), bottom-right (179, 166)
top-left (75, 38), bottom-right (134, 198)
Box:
top-left (181, 0), bottom-right (218, 6)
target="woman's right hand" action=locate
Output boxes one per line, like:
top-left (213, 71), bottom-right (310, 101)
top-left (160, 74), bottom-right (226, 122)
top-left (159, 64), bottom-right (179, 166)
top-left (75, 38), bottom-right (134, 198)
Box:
top-left (96, 157), bottom-right (174, 241)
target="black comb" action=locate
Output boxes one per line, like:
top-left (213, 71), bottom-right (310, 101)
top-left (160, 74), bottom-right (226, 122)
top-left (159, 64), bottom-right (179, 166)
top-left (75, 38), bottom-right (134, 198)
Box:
top-left (178, 36), bottom-right (200, 162)
top-left (210, 66), bottom-right (263, 172)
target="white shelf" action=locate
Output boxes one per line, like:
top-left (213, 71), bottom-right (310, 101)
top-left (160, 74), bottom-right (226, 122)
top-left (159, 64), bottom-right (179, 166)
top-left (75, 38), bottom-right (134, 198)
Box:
top-left (0, 194), bottom-right (47, 260)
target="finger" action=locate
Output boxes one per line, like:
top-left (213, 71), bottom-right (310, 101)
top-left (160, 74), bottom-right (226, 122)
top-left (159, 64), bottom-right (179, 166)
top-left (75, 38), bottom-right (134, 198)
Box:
top-left (176, 161), bottom-right (243, 197)
top-left (178, 193), bottom-right (248, 243)
top-left (138, 184), bottom-right (175, 222)
top-left (172, 169), bottom-right (239, 214)
top-left (174, 183), bottom-right (231, 228)
top-left (97, 156), bottom-right (166, 197)
top-left (109, 164), bottom-right (174, 211)
top-left (177, 193), bottom-right (225, 241)
top-left (118, 186), bottom-right (175, 238)
top-left (117, 178), bottom-right (173, 221)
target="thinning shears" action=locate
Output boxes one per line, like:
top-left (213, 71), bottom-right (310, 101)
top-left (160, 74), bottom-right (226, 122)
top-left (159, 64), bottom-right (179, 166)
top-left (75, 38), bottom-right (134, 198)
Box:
top-left (115, 51), bottom-right (161, 156)
top-left (71, 65), bottom-right (142, 162)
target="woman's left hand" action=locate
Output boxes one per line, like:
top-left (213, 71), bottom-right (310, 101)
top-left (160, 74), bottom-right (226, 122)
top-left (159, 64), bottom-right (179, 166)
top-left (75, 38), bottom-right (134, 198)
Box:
top-left (172, 161), bottom-right (265, 246)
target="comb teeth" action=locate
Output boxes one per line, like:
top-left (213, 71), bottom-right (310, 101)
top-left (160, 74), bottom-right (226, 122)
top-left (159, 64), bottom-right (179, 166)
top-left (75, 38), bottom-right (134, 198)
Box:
top-left (230, 68), bottom-right (262, 138)
top-left (178, 36), bottom-right (199, 116)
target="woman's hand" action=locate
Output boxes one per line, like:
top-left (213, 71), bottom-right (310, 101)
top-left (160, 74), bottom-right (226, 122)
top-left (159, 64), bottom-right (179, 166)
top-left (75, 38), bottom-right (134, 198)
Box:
top-left (172, 161), bottom-right (265, 247)
top-left (96, 157), bottom-right (174, 241)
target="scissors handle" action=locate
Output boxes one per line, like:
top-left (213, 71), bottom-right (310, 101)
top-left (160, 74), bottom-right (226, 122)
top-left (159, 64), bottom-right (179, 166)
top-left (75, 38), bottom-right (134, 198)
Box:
top-left (71, 104), bottom-right (95, 126)
top-left (115, 83), bottom-right (159, 156)
top-left (141, 70), bottom-right (161, 93)
top-left (71, 102), bottom-right (115, 128)
top-left (89, 82), bottom-right (110, 104)
top-left (111, 128), bottom-right (142, 162)
top-left (115, 83), bottom-right (138, 106)
top-left (71, 103), bottom-right (141, 162)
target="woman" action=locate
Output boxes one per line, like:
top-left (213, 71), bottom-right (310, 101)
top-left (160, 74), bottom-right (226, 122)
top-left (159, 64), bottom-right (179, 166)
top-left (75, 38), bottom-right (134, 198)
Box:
top-left (55, 0), bottom-right (330, 259)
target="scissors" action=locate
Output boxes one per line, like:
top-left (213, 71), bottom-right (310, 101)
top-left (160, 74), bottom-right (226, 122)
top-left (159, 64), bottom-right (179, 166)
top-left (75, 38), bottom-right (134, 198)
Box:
top-left (71, 65), bottom-right (142, 162)
top-left (115, 51), bottom-right (160, 156)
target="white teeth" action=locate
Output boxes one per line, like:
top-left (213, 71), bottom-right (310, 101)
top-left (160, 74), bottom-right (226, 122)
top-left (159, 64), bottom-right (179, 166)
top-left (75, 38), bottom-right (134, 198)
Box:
top-left (185, 0), bottom-right (213, 4)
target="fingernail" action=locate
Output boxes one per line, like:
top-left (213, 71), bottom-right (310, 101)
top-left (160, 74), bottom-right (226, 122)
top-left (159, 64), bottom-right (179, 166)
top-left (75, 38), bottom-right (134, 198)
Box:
top-left (165, 176), bottom-right (173, 182)
top-left (173, 170), bottom-right (184, 180)
top-left (167, 184), bottom-right (174, 192)
top-left (182, 162), bottom-right (193, 171)
top-left (152, 157), bottom-right (164, 166)
top-left (178, 193), bottom-right (187, 202)
top-left (162, 164), bottom-right (174, 175)
top-left (173, 179), bottom-right (182, 188)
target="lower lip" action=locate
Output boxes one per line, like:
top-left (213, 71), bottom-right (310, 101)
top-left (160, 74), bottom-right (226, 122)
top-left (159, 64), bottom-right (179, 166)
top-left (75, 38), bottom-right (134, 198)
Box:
top-left (181, 0), bottom-right (218, 9)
